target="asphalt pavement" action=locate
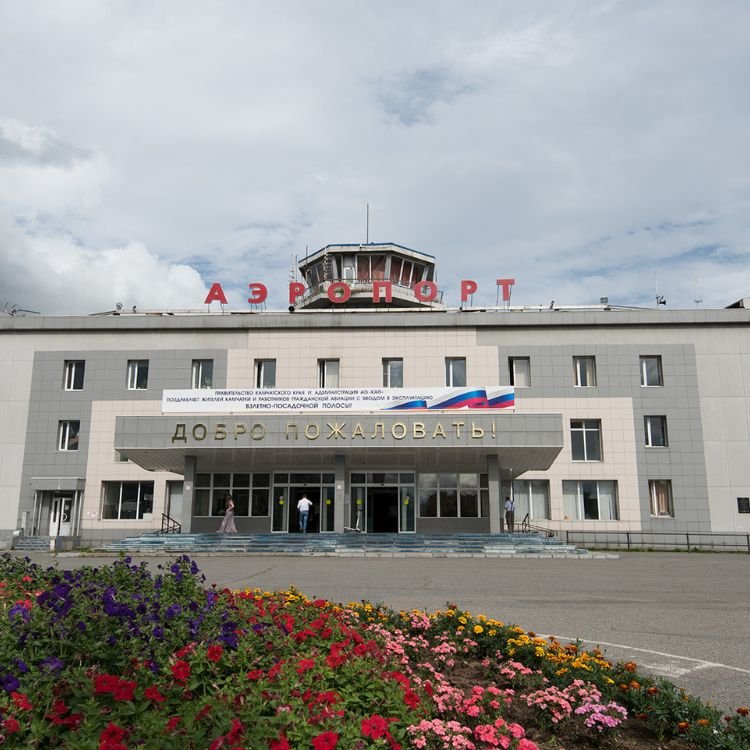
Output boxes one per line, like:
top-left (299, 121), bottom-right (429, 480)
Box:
top-left (12, 551), bottom-right (750, 713)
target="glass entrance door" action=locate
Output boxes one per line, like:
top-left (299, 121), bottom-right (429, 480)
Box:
top-left (49, 494), bottom-right (72, 537)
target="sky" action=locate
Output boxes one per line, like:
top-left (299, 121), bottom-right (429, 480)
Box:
top-left (1, 1), bottom-right (749, 315)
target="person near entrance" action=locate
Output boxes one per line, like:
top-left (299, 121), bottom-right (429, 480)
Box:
top-left (297, 494), bottom-right (314, 533)
top-left (217, 494), bottom-right (237, 533)
top-left (504, 495), bottom-right (515, 533)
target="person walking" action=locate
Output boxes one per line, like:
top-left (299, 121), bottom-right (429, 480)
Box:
top-left (297, 494), bottom-right (313, 533)
top-left (504, 495), bottom-right (515, 533)
top-left (217, 494), bottom-right (238, 533)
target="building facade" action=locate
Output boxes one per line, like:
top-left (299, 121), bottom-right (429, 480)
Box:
top-left (2, 243), bottom-right (750, 547)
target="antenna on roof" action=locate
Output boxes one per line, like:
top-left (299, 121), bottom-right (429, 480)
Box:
top-left (366, 203), bottom-right (369, 244)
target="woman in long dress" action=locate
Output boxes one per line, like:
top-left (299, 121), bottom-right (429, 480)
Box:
top-left (217, 493), bottom-right (237, 533)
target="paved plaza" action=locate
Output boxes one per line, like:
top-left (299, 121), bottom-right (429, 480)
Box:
top-left (15, 550), bottom-right (750, 713)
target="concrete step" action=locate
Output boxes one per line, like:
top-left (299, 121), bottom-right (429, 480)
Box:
top-left (103, 532), bottom-right (588, 558)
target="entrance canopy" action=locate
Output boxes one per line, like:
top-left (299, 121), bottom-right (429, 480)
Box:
top-left (115, 412), bottom-right (563, 476)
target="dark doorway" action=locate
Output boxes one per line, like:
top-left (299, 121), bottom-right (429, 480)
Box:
top-left (288, 487), bottom-right (320, 533)
top-left (368, 487), bottom-right (399, 532)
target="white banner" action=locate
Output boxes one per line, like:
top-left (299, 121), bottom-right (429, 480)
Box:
top-left (162, 386), bottom-right (514, 413)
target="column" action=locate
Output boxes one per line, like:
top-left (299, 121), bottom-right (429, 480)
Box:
top-left (180, 455), bottom-right (197, 533)
top-left (334, 454), bottom-right (346, 533)
top-left (487, 454), bottom-right (502, 534)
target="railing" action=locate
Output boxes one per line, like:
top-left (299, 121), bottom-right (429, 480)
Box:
top-left (520, 514), bottom-right (556, 538)
top-left (564, 529), bottom-right (750, 554)
top-left (160, 514), bottom-right (182, 535)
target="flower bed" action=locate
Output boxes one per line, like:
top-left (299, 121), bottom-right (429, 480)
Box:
top-left (0, 554), bottom-right (747, 749)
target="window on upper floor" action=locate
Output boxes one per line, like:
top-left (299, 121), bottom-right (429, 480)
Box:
top-left (382, 358), bottom-right (403, 388)
top-left (570, 419), bottom-right (602, 461)
top-left (509, 357), bottom-right (530, 388)
top-left (318, 359), bottom-right (340, 388)
top-left (58, 420), bottom-right (80, 451)
top-left (255, 359), bottom-right (276, 389)
top-left (573, 356), bottom-right (596, 387)
top-left (127, 360), bottom-right (149, 390)
top-left (563, 479), bottom-right (619, 520)
top-left (649, 479), bottom-right (674, 517)
top-left (191, 359), bottom-right (213, 389)
top-left (445, 357), bottom-right (466, 387)
top-left (63, 360), bottom-right (85, 390)
top-left (644, 415), bottom-right (668, 447)
top-left (640, 355), bottom-right (663, 386)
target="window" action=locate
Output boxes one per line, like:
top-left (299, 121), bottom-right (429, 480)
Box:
top-left (509, 357), bottom-right (530, 388)
top-left (255, 359), bottom-right (276, 388)
top-left (318, 359), bottom-right (339, 388)
top-left (382, 358), bottom-right (403, 388)
top-left (640, 355), bottom-right (663, 386)
top-left (63, 360), bottom-right (85, 390)
top-left (445, 357), bottom-right (466, 387)
top-left (649, 480), bottom-right (674, 517)
top-left (573, 356), bottom-right (596, 387)
top-left (418, 473), bottom-right (482, 518)
top-left (570, 419), bottom-right (602, 461)
top-left (563, 480), bottom-right (619, 520)
top-left (738, 498), bottom-right (750, 514)
top-left (127, 360), bottom-right (149, 390)
top-left (193, 472), bottom-right (270, 517)
top-left (57, 420), bottom-right (80, 451)
top-left (644, 416), bottom-right (668, 447)
top-left (102, 481), bottom-right (154, 520)
top-left (511, 480), bottom-right (550, 520)
top-left (191, 359), bottom-right (213, 389)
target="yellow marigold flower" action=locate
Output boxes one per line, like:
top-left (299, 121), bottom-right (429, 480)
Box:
top-left (473, 625), bottom-right (484, 634)
top-left (457, 626), bottom-right (464, 632)
top-left (488, 629), bottom-right (497, 636)
top-left (458, 616), bottom-right (467, 625)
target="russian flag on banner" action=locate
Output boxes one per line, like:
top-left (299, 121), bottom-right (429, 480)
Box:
top-left (487, 387), bottom-right (515, 409)
top-left (427, 388), bottom-right (490, 409)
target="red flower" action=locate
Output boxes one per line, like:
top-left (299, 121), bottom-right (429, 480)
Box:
top-left (402, 688), bottom-right (420, 708)
top-left (171, 659), bottom-right (191, 684)
top-left (195, 703), bottom-right (212, 721)
top-left (100, 722), bottom-right (128, 743)
top-left (165, 716), bottom-right (181, 732)
top-left (296, 658), bottom-right (316, 675)
top-left (94, 674), bottom-right (121, 694)
top-left (3, 717), bottom-right (20, 734)
top-left (11, 692), bottom-right (32, 711)
top-left (361, 715), bottom-right (390, 739)
top-left (269, 736), bottom-right (291, 750)
top-left (112, 680), bottom-right (136, 702)
top-left (207, 644), bottom-right (224, 662)
top-left (145, 686), bottom-right (166, 703)
top-left (246, 669), bottom-right (264, 681)
top-left (312, 731), bottom-right (339, 749)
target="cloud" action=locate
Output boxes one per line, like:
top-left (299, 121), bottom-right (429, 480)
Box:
top-left (376, 67), bottom-right (474, 126)
top-left (0, 3), bottom-right (749, 314)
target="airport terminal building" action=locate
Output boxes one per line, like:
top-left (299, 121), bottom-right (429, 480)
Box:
top-left (2, 242), bottom-right (750, 548)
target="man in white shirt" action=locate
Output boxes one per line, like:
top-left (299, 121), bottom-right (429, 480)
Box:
top-left (297, 494), bottom-right (314, 533)
top-left (504, 496), bottom-right (515, 533)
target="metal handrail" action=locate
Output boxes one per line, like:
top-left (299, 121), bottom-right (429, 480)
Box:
top-left (564, 529), bottom-right (750, 554)
top-left (520, 514), bottom-right (556, 537)
top-left (160, 514), bottom-right (181, 535)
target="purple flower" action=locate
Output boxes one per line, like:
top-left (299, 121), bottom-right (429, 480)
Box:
top-left (1, 674), bottom-right (20, 693)
top-left (40, 656), bottom-right (65, 673)
top-left (8, 604), bottom-right (30, 622)
top-left (164, 604), bottom-right (182, 620)
top-left (13, 659), bottom-right (29, 674)
top-left (152, 626), bottom-right (164, 640)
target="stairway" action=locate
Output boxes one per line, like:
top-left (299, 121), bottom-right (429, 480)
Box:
top-left (104, 532), bottom-right (589, 558)
top-left (12, 535), bottom-right (52, 551)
